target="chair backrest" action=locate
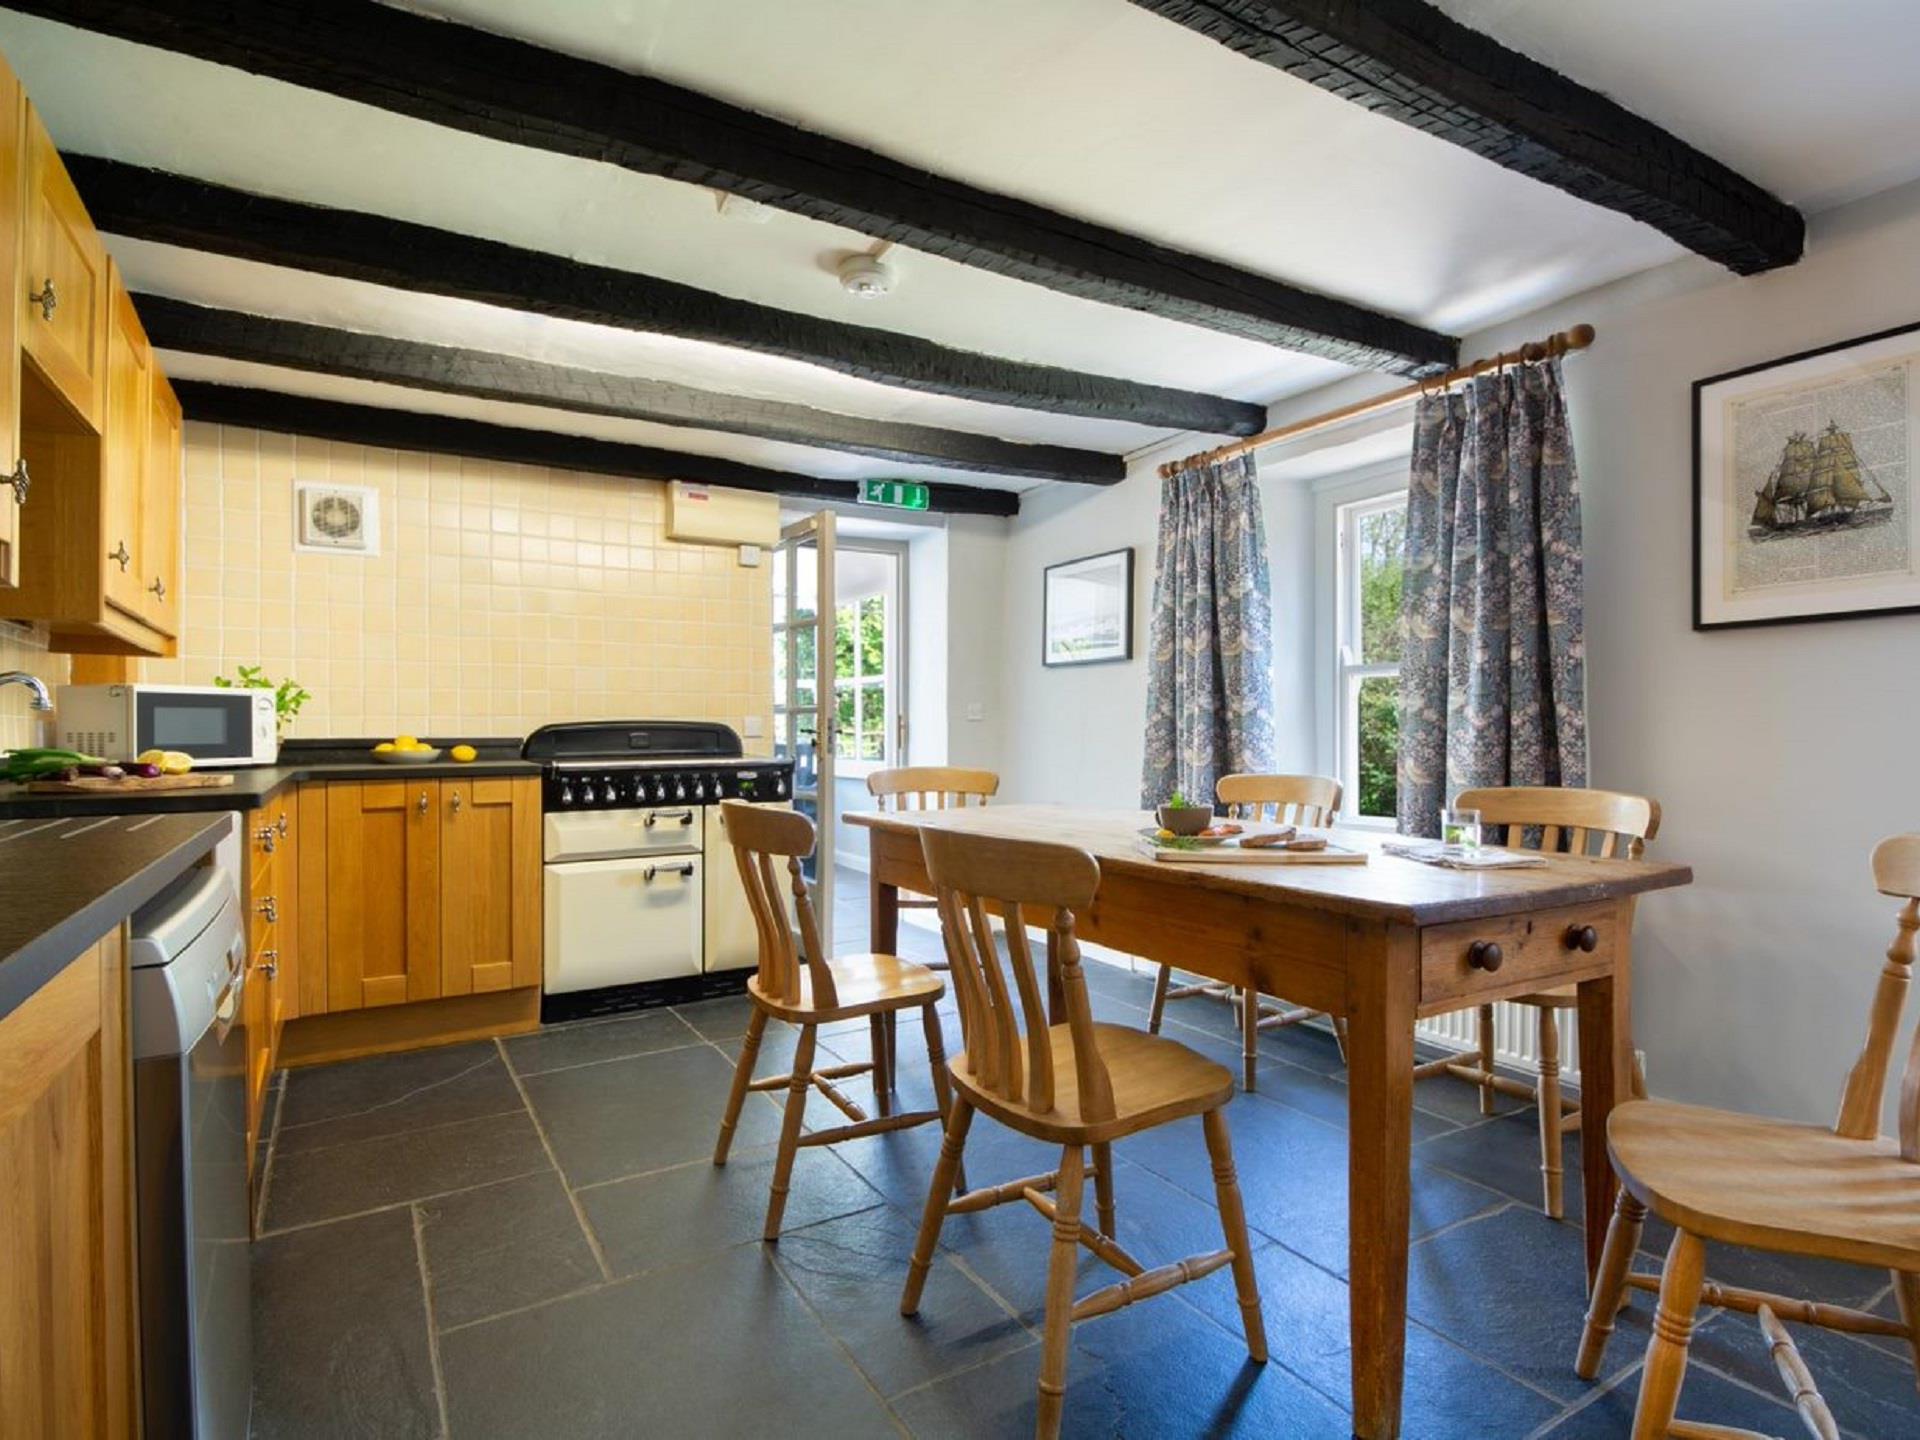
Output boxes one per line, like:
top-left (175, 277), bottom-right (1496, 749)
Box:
top-left (1835, 834), bottom-right (1920, 1154)
top-left (919, 826), bottom-right (1107, 1121)
top-left (868, 766), bottom-right (1000, 812)
top-left (1452, 785), bottom-right (1659, 859)
top-left (720, 800), bottom-right (834, 1009)
top-left (1216, 772), bottom-right (1342, 826)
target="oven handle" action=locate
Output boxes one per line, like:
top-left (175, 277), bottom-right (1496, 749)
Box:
top-left (644, 811), bottom-right (696, 828)
top-left (642, 862), bottom-right (697, 882)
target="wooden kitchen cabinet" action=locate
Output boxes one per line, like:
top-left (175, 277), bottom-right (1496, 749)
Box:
top-left (323, 779), bottom-right (444, 1010)
top-left (19, 100), bottom-right (105, 432)
top-left (440, 776), bottom-right (542, 997)
top-left (0, 56), bottom-right (24, 590)
top-left (0, 927), bottom-right (138, 1439)
top-left (143, 365), bottom-right (182, 633)
top-left (101, 266), bottom-right (151, 624)
top-left (244, 798), bottom-right (295, 1171)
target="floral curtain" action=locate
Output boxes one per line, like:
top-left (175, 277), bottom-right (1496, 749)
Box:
top-left (1140, 453), bottom-right (1275, 809)
top-left (1397, 359), bottom-right (1587, 836)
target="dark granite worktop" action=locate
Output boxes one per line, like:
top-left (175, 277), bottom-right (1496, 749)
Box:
top-left (0, 811), bottom-right (232, 1020)
top-left (0, 737), bottom-right (542, 818)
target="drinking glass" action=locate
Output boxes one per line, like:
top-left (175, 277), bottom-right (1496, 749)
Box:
top-left (1440, 807), bottom-right (1482, 852)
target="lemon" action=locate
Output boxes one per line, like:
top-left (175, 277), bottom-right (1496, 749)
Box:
top-left (396, 734), bottom-right (420, 749)
top-left (160, 751), bottom-right (194, 775)
top-left (373, 742), bottom-right (396, 754)
top-left (450, 744), bottom-right (477, 763)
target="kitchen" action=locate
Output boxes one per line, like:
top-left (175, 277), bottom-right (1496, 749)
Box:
top-left (6, 4), bottom-right (1920, 1439)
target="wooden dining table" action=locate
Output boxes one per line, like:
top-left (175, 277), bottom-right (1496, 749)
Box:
top-left (848, 805), bottom-right (1691, 1439)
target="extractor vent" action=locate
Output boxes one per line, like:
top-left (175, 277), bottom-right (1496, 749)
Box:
top-left (295, 484), bottom-right (380, 555)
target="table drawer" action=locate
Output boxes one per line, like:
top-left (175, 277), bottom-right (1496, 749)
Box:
top-left (1420, 903), bottom-right (1617, 1010)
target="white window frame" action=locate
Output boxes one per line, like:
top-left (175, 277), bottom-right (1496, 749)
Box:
top-left (1333, 489), bottom-right (1408, 828)
top-left (831, 543), bottom-right (905, 780)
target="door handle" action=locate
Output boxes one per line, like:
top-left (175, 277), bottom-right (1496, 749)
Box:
top-left (417, 791), bottom-right (430, 814)
top-left (450, 790), bottom-right (463, 813)
top-left (642, 863), bottom-right (696, 881)
top-left (276, 813), bottom-right (289, 838)
top-left (29, 277), bottom-right (54, 321)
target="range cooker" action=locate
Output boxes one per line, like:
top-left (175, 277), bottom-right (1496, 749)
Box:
top-left (523, 722), bottom-right (794, 1023)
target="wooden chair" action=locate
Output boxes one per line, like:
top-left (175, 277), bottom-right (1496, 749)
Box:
top-left (1146, 773), bottom-right (1345, 1091)
top-left (1410, 785), bottom-right (1659, 1218)
top-left (712, 800), bottom-right (955, 1240)
top-left (1576, 833), bottom-right (1920, 1438)
top-left (865, 766), bottom-right (999, 1076)
top-left (1664, 1304), bottom-right (1838, 1440)
top-left (901, 826), bottom-right (1266, 1439)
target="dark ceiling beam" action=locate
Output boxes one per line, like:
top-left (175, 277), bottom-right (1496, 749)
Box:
top-left (21, 1), bottom-right (1458, 373)
top-left (1129, 0), bottom-right (1804, 274)
top-left (170, 381), bottom-right (1020, 518)
top-left (73, 158), bottom-right (1266, 438)
top-left (135, 294), bottom-right (1123, 484)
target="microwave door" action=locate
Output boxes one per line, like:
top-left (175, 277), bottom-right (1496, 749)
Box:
top-left (137, 692), bottom-right (260, 762)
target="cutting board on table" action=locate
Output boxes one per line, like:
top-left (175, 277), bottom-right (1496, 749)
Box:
top-left (20, 772), bottom-right (237, 794)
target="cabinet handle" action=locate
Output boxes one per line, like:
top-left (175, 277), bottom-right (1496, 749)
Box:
top-left (108, 541), bottom-right (131, 571)
top-left (29, 278), bottom-right (54, 321)
top-left (260, 949), bottom-right (279, 979)
top-left (254, 825), bottom-right (277, 854)
top-left (450, 791), bottom-right (463, 813)
top-left (7, 458), bottom-right (26, 506)
top-left (258, 896), bottom-right (277, 924)
top-left (148, 576), bottom-right (167, 601)
top-left (1466, 940), bottom-right (1504, 973)
top-left (418, 791), bottom-right (429, 814)
top-left (276, 813), bottom-right (289, 838)
top-left (642, 862), bottom-right (696, 882)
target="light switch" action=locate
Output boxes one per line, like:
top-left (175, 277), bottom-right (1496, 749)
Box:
top-left (738, 543), bottom-right (763, 567)
top-left (743, 715), bottom-right (765, 738)
top-left (965, 702), bottom-right (985, 722)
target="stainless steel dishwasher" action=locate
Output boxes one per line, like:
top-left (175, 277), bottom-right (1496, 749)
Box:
top-left (129, 818), bottom-right (251, 1440)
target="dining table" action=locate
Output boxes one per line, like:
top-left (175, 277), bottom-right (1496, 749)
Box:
top-left (847, 804), bottom-right (1692, 1440)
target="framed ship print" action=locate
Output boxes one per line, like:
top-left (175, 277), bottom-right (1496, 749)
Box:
top-left (1043, 547), bottom-right (1134, 666)
top-left (1695, 321), bottom-right (1920, 629)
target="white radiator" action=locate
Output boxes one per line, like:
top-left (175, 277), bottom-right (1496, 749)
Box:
top-left (1415, 1003), bottom-right (1581, 1087)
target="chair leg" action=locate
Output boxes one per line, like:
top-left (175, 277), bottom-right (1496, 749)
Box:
top-left (901, 1096), bottom-right (973, 1316)
top-left (1330, 1014), bottom-right (1350, 1065)
top-left (1537, 1007), bottom-right (1565, 1219)
top-left (1240, 988), bottom-right (1259, 1092)
top-left (1036, 1143), bottom-right (1087, 1440)
top-left (1576, 1188), bottom-right (1648, 1379)
top-left (762, 1023), bottom-right (816, 1242)
top-left (1202, 1106), bottom-right (1268, 1363)
top-left (713, 1005), bottom-right (767, 1166)
top-left (1891, 1269), bottom-right (1920, 1382)
top-left (1148, 963), bottom-right (1172, 1034)
top-left (1092, 1141), bottom-right (1116, 1239)
top-left (1632, 1228), bottom-right (1707, 1440)
top-left (869, 1013), bottom-right (893, 1118)
top-left (921, 1002), bottom-right (967, 1194)
top-left (1476, 1003), bottom-right (1498, 1115)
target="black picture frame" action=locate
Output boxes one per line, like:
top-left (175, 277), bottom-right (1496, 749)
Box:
top-left (1042, 547), bottom-right (1135, 667)
top-left (1694, 318), bottom-right (1920, 631)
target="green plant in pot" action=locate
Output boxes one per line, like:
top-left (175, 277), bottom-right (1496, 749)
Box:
top-left (1156, 788), bottom-right (1214, 836)
top-left (213, 665), bottom-right (311, 750)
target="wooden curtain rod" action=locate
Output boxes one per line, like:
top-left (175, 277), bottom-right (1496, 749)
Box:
top-left (1158, 323), bottom-right (1596, 478)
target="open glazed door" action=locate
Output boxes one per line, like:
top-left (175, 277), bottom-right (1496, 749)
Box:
top-left (773, 511), bottom-right (835, 949)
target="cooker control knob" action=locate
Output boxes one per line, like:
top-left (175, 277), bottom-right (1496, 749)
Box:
top-left (582, 781), bottom-right (599, 805)
top-left (673, 778), bottom-right (688, 802)
top-left (708, 773), bottom-right (725, 800)
top-left (691, 776), bottom-right (708, 802)
top-left (558, 782), bottom-right (574, 807)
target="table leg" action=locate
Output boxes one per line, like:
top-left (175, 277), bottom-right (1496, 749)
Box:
top-left (1577, 904), bottom-right (1633, 1287)
top-left (1346, 924), bottom-right (1418, 1440)
top-left (871, 869), bottom-right (899, 956)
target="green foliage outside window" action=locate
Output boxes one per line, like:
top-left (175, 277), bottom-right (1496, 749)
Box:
top-left (1356, 506), bottom-right (1405, 818)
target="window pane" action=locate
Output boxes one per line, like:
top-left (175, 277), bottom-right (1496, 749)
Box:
top-left (860, 684), bottom-right (886, 760)
top-left (1358, 505), bottom-right (1406, 664)
top-left (835, 602), bottom-right (856, 680)
top-left (834, 684), bottom-right (856, 756)
top-left (1356, 674), bottom-right (1400, 818)
top-left (859, 593), bottom-right (886, 676)
top-left (793, 622), bottom-right (816, 686)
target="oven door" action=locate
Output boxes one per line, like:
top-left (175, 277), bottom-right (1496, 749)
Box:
top-left (136, 689), bottom-right (267, 764)
top-left (543, 854), bottom-right (705, 994)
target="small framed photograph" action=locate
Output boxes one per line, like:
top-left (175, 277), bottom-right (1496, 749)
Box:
top-left (1695, 321), bottom-right (1920, 629)
top-left (1043, 547), bottom-right (1134, 667)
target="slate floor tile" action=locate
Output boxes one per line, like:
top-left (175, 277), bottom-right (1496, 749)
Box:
top-left (250, 1207), bottom-right (440, 1440)
top-left (264, 1111), bottom-right (552, 1231)
top-left (438, 1243), bottom-right (901, 1439)
top-left (1418, 1105), bottom-right (1582, 1219)
top-left (672, 992), bottom-right (762, 1040)
top-left (578, 1146), bottom-right (883, 1277)
top-left (1687, 1307), bottom-right (1920, 1438)
top-left (1538, 1359), bottom-right (1799, 1438)
top-left (502, 1008), bottom-right (700, 1076)
top-left (773, 1203), bottom-right (1032, 1397)
top-left (521, 1041), bottom-right (782, 1186)
top-left (418, 1170), bottom-right (603, 1331)
top-left (275, 1041), bottom-right (525, 1154)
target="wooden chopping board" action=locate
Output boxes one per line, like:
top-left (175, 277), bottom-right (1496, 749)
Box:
top-left (20, 772), bottom-right (238, 794)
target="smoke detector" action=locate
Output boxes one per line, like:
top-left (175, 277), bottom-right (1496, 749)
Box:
top-left (837, 251), bottom-right (895, 299)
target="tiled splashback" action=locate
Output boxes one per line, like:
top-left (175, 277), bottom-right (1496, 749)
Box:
top-left (138, 423), bottom-right (774, 743)
top-left (0, 620), bottom-right (68, 750)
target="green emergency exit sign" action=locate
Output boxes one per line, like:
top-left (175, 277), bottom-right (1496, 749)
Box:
top-left (860, 478), bottom-right (930, 511)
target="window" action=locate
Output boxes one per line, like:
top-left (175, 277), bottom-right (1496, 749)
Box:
top-left (1335, 493), bottom-right (1406, 822)
top-left (833, 592), bottom-right (889, 766)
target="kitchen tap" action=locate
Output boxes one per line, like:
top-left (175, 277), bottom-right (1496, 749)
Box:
top-left (0, 670), bottom-right (53, 711)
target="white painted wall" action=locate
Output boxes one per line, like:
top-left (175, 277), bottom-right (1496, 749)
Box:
top-left (995, 175), bottom-right (1920, 1128)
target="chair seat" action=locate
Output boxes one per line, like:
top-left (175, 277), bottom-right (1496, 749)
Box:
top-left (1609, 1098), bottom-right (1920, 1270)
top-left (952, 1022), bottom-right (1234, 1144)
top-left (748, 952), bottom-right (944, 1023)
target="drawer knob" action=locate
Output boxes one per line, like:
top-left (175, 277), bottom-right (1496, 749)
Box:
top-left (1467, 940), bottom-right (1504, 973)
top-left (258, 896), bottom-right (277, 923)
top-left (260, 949), bottom-right (278, 979)
top-left (29, 277), bottom-right (55, 321)
top-left (276, 813), bottom-right (289, 837)
top-left (1566, 925), bottom-right (1599, 953)
top-left (254, 825), bottom-right (277, 853)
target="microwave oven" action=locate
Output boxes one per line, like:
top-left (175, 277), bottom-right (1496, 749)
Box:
top-left (55, 684), bottom-right (278, 767)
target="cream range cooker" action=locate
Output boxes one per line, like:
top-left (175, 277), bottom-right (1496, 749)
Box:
top-left (522, 721), bottom-right (794, 1023)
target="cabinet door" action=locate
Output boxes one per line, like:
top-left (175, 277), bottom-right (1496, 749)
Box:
top-left (20, 103), bottom-right (105, 430)
top-left (325, 781), bottom-right (441, 1011)
top-left (100, 270), bottom-right (149, 621)
top-left (0, 930), bottom-right (137, 1439)
top-left (440, 776), bottom-right (541, 996)
top-left (0, 62), bottom-right (23, 589)
top-left (140, 367), bottom-right (181, 635)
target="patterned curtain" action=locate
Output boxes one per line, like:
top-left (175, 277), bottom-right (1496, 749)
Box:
top-left (1140, 454), bottom-right (1275, 809)
top-left (1397, 360), bottom-right (1587, 837)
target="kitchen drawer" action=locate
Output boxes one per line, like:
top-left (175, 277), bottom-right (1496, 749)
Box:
top-left (249, 877), bottom-right (281, 958)
top-left (544, 805), bottom-right (702, 863)
top-left (1419, 902), bottom-right (1617, 1011)
top-left (248, 807), bottom-right (290, 878)
top-left (544, 853), bottom-right (703, 994)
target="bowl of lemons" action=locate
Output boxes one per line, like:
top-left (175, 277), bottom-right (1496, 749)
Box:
top-left (372, 735), bottom-right (443, 764)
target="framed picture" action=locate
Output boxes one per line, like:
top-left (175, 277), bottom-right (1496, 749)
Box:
top-left (1695, 321), bottom-right (1920, 629)
top-left (1042, 548), bottom-right (1134, 666)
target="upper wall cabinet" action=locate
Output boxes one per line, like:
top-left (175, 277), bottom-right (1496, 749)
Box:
top-left (0, 58), bottom-right (24, 589)
top-left (20, 101), bottom-right (105, 432)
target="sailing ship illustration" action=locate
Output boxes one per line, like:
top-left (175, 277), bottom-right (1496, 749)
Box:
top-left (1750, 421), bottom-right (1896, 538)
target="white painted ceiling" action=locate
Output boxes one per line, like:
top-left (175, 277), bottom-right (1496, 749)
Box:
top-left (0, 1), bottom-right (1913, 499)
